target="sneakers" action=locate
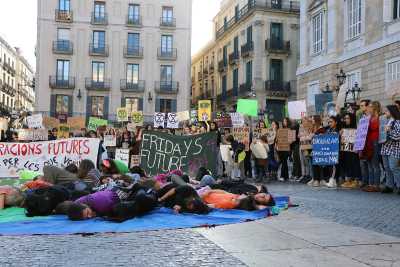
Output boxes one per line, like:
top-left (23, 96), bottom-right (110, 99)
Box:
top-left (341, 180), bottom-right (353, 188)
top-left (307, 179), bottom-right (314, 186)
top-left (362, 185), bottom-right (381, 192)
top-left (381, 187), bottom-right (394, 194)
top-left (312, 180), bottom-right (320, 187)
top-left (320, 180), bottom-right (328, 187)
top-left (278, 177), bottom-right (285, 182)
top-left (350, 180), bottom-right (361, 189)
top-left (326, 178), bottom-right (337, 188)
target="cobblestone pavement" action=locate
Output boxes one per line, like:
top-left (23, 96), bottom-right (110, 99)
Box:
top-left (0, 230), bottom-right (246, 267)
top-left (267, 181), bottom-right (400, 238)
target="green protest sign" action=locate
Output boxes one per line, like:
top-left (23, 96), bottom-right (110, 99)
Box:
top-left (237, 99), bottom-right (258, 117)
top-left (140, 131), bottom-right (218, 177)
top-left (87, 117), bottom-right (108, 131)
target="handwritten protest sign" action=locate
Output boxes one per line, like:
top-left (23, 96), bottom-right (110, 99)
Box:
top-left (115, 149), bottom-right (130, 166)
top-left (276, 129), bottom-right (291, 151)
top-left (232, 127), bottom-right (250, 151)
top-left (67, 117), bottom-right (86, 131)
top-left (354, 116), bottom-right (370, 151)
top-left (104, 135), bottom-right (117, 147)
top-left (88, 117), bottom-right (108, 131)
top-left (266, 129), bottom-right (276, 145)
top-left (177, 111), bottom-right (190, 122)
top-left (219, 145), bottom-right (232, 162)
top-left (167, 113), bottom-right (179, 129)
top-left (43, 117), bottom-right (60, 130)
top-left (154, 113), bottom-right (166, 128)
top-left (215, 112), bottom-right (232, 128)
top-left (288, 100), bottom-right (307, 120)
top-left (198, 100), bottom-right (212, 122)
top-left (116, 108), bottom-right (129, 122)
top-left (252, 128), bottom-right (268, 140)
top-left (17, 129), bottom-right (48, 141)
top-left (140, 131), bottom-right (217, 177)
top-left (26, 114), bottom-right (43, 129)
top-left (299, 127), bottom-right (313, 150)
top-left (230, 113), bottom-right (245, 127)
top-left (130, 155), bottom-right (141, 168)
top-left (0, 138), bottom-right (100, 178)
top-left (379, 116), bottom-right (388, 144)
top-left (0, 118), bottom-right (8, 131)
top-left (312, 133), bottom-right (339, 166)
top-left (341, 129), bottom-right (357, 152)
top-left (131, 111), bottom-right (144, 126)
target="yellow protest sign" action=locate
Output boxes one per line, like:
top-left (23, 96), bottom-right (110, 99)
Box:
top-left (198, 100), bottom-right (212, 122)
top-left (131, 111), bottom-right (144, 126)
top-left (57, 124), bottom-right (70, 139)
top-left (117, 108), bottom-right (129, 122)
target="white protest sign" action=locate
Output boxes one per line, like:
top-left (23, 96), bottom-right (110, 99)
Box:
top-left (177, 111), bottom-right (190, 121)
top-left (288, 100), bottom-right (307, 120)
top-left (26, 114), bottom-right (43, 129)
top-left (130, 155), bottom-right (141, 168)
top-left (167, 113), bottom-right (179, 129)
top-left (154, 113), bottom-right (166, 128)
top-left (230, 113), bottom-right (245, 127)
top-left (220, 145), bottom-right (232, 162)
top-left (0, 138), bottom-right (100, 178)
top-left (115, 148), bottom-right (130, 166)
top-left (103, 135), bottom-right (117, 147)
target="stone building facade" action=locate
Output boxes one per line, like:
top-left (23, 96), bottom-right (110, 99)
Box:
top-left (297, 0), bottom-right (400, 113)
top-left (36, 0), bottom-right (192, 121)
top-left (192, 0), bottom-right (300, 122)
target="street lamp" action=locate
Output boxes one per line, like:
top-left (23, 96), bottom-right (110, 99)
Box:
top-left (345, 82), bottom-right (362, 105)
top-left (336, 69), bottom-right (347, 88)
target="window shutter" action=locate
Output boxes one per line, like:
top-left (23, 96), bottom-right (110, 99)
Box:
top-left (103, 96), bottom-right (109, 120)
top-left (121, 97), bottom-right (126, 107)
top-left (138, 97), bottom-right (143, 111)
top-left (171, 99), bottom-right (177, 112)
top-left (86, 96), bottom-right (92, 121)
top-left (68, 95), bottom-right (73, 117)
top-left (50, 95), bottom-right (56, 117)
top-left (155, 97), bottom-right (161, 112)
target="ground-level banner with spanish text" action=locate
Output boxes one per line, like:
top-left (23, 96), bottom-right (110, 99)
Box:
top-left (140, 131), bottom-right (217, 177)
top-left (0, 138), bottom-right (100, 178)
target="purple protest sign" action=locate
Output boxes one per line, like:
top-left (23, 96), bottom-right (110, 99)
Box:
top-left (354, 115), bottom-right (371, 151)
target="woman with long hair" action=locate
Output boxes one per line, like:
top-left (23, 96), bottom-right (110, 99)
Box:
top-left (277, 118), bottom-right (291, 182)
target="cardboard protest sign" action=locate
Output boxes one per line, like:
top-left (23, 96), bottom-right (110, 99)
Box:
top-left (312, 133), bottom-right (339, 166)
top-left (117, 108), bottom-right (129, 122)
top-left (288, 130), bottom-right (296, 143)
top-left (341, 129), bottom-right (357, 152)
top-left (198, 100), bottom-right (212, 122)
top-left (58, 124), bottom-right (70, 139)
top-left (232, 127), bottom-right (250, 151)
top-left (177, 111), bottom-right (190, 122)
top-left (0, 138), bottom-right (100, 178)
top-left (115, 149), bottom-right (130, 166)
top-left (140, 131), bottom-right (218, 177)
top-left (67, 117), bottom-right (86, 131)
top-left (130, 155), bottom-right (141, 168)
top-left (230, 113), bottom-right (245, 127)
top-left (26, 114), bottom-right (43, 129)
top-left (104, 135), bottom-right (117, 147)
top-left (43, 117), bottom-right (60, 130)
top-left (379, 116), bottom-right (388, 144)
top-left (237, 99), bottom-right (258, 117)
top-left (0, 118), bottom-right (8, 131)
top-left (167, 113), bottom-right (179, 129)
top-left (354, 116), bottom-right (370, 151)
top-left (299, 127), bottom-right (313, 150)
top-left (131, 111), bottom-right (144, 126)
top-left (266, 129), bottom-right (276, 145)
top-left (288, 100), bottom-right (307, 120)
top-left (17, 129), bottom-right (33, 141)
top-left (154, 113), bottom-right (166, 128)
top-left (215, 112), bottom-right (232, 128)
top-left (252, 128), bottom-right (268, 140)
top-left (88, 117), bottom-right (108, 131)
top-left (276, 128), bottom-right (291, 151)
top-left (126, 123), bottom-right (136, 132)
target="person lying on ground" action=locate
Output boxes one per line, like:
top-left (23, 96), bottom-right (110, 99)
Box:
top-left (198, 188), bottom-right (262, 211)
top-left (0, 185), bottom-right (25, 210)
top-left (24, 185), bottom-right (71, 216)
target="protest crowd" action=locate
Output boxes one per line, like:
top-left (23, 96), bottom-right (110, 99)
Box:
top-left (0, 97), bottom-right (399, 222)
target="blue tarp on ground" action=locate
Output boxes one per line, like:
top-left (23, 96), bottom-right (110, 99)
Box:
top-left (0, 196), bottom-right (289, 236)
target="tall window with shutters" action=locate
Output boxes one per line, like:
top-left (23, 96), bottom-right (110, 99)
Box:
top-left (312, 12), bottom-right (323, 54)
top-left (394, 0), bottom-right (400, 20)
top-left (348, 0), bottom-right (362, 39)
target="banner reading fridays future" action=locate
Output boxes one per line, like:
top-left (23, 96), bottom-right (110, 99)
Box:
top-left (140, 131), bottom-right (218, 177)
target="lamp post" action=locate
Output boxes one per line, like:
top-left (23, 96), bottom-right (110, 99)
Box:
top-left (345, 82), bottom-right (361, 106)
top-left (336, 69), bottom-right (347, 90)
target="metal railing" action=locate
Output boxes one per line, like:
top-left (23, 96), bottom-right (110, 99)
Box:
top-left (160, 17), bottom-right (176, 27)
top-left (241, 42), bottom-right (254, 57)
top-left (120, 80), bottom-right (145, 92)
top-left (85, 78), bottom-right (111, 90)
top-left (91, 12), bottom-right (108, 25)
top-left (157, 48), bottom-right (177, 60)
top-left (49, 76), bottom-right (75, 89)
top-left (265, 39), bottom-right (290, 53)
top-left (218, 60), bottom-right (227, 72)
top-left (154, 81), bottom-right (179, 93)
top-left (89, 44), bottom-right (109, 56)
top-left (228, 52), bottom-right (240, 65)
top-left (265, 80), bottom-right (291, 93)
top-left (126, 15), bottom-right (142, 26)
top-left (55, 9), bottom-right (73, 22)
top-left (52, 40), bottom-right (73, 54)
top-left (123, 46), bottom-right (143, 58)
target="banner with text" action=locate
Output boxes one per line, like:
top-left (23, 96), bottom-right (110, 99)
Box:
top-left (0, 138), bottom-right (100, 178)
top-left (312, 134), bottom-right (339, 166)
top-left (140, 131), bottom-right (217, 177)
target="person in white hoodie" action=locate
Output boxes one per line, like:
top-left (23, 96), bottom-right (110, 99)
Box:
top-left (251, 135), bottom-right (269, 183)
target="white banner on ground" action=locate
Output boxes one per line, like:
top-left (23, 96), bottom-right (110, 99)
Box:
top-left (27, 114), bottom-right (43, 129)
top-left (288, 100), bottom-right (307, 120)
top-left (167, 113), bottom-right (179, 129)
top-left (0, 138), bottom-right (100, 178)
top-left (154, 113), bottom-right (165, 128)
top-left (115, 148), bottom-right (130, 166)
top-left (230, 113), bottom-right (245, 127)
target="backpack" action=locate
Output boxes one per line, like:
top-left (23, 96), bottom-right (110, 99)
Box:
top-left (25, 186), bottom-right (71, 217)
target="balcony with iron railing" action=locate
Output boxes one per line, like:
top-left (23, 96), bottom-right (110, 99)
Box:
top-left (203, 67), bottom-right (209, 76)
top-left (55, 9), bottom-right (73, 22)
top-left (124, 46), bottom-right (143, 58)
top-left (218, 59), bottom-right (228, 73)
top-left (229, 52), bottom-right (240, 65)
top-left (198, 72), bottom-right (203, 81)
top-left (126, 15), bottom-right (142, 27)
top-left (265, 80), bottom-right (291, 97)
top-left (215, 0), bottom-right (300, 39)
top-left (91, 12), bottom-right (108, 25)
top-left (1, 83), bottom-right (15, 96)
top-left (3, 62), bottom-right (16, 76)
top-left (49, 76), bottom-right (75, 89)
top-left (85, 78), bottom-right (111, 91)
top-left (89, 44), bottom-right (109, 57)
top-left (155, 81), bottom-right (179, 94)
top-left (157, 48), bottom-right (177, 60)
top-left (160, 17), bottom-right (176, 28)
top-left (239, 82), bottom-right (252, 95)
top-left (241, 42), bottom-right (254, 58)
top-left (209, 64), bottom-right (215, 74)
top-left (120, 80), bottom-right (145, 92)
top-left (265, 39), bottom-right (291, 54)
top-left (53, 40), bottom-right (73, 54)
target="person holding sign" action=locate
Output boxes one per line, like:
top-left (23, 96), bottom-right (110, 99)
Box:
top-left (340, 113), bottom-right (362, 189)
top-left (381, 105), bottom-right (400, 194)
top-left (276, 118), bottom-right (292, 182)
top-left (308, 116), bottom-right (327, 187)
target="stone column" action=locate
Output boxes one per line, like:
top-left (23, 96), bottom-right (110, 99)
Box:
top-left (253, 19), bottom-right (266, 111)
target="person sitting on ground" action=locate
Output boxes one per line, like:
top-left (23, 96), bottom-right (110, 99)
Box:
top-left (0, 185), bottom-right (25, 210)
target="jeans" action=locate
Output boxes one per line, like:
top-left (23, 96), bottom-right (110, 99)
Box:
top-left (278, 151), bottom-right (289, 180)
top-left (369, 141), bottom-right (382, 186)
top-left (389, 156), bottom-right (400, 188)
top-left (382, 155), bottom-right (395, 188)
